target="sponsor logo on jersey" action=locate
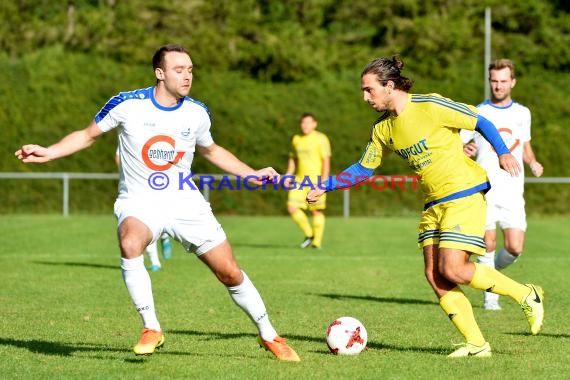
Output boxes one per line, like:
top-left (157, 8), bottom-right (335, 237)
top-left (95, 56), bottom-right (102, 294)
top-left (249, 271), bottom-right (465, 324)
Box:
top-left (141, 135), bottom-right (185, 171)
top-left (364, 146), bottom-right (378, 164)
top-left (394, 138), bottom-right (428, 159)
top-left (498, 127), bottom-right (520, 152)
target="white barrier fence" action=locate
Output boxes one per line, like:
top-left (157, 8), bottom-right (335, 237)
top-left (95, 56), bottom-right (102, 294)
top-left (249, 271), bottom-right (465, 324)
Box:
top-left (1, 172), bottom-right (569, 217)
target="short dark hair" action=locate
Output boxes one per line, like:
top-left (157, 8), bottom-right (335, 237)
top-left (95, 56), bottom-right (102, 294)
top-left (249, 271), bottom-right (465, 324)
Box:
top-left (152, 44), bottom-right (190, 70)
top-left (300, 112), bottom-right (316, 122)
top-left (361, 56), bottom-right (414, 92)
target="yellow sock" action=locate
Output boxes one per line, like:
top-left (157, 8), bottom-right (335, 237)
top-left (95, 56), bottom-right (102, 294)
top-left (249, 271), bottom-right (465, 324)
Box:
top-left (311, 213), bottom-right (325, 247)
top-left (290, 209), bottom-right (313, 237)
top-left (439, 287), bottom-right (486, 346)
top-left (469, 262), bottom-right (529, 303)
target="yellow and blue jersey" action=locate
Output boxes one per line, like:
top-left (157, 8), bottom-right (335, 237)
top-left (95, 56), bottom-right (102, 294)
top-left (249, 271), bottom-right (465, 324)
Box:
top-left (290, 131), bottom-right (331, 180)
top-left (359, 93), bottom-right (489, 208)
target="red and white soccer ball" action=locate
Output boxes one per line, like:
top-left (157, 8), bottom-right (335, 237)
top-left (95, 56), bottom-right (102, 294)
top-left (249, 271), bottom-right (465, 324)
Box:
top-left (326, 316), bottom-right (368, 355)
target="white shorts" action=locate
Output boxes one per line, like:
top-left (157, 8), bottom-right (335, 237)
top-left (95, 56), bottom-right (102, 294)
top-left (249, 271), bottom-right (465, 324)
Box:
top-left (114, 195), bottom-right (227, 255)
top-left (485, 196), bottom-right (527, 231)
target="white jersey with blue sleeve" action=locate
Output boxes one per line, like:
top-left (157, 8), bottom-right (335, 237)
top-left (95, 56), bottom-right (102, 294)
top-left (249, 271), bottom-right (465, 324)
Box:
top-left (460, 100), bottom-right (531, 204)
top-left (96, 86), bottom-right (214, 199)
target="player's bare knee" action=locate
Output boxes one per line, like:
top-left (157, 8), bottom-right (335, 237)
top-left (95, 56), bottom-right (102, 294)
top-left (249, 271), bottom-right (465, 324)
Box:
top-left (287, 206), bottom-right (298, 214)
top-left (424, 271), bottom-right (453, 298)
top-left (119, 236), bottom-right (145, 258)
top-left (505, 242), bottom-right (524, 257)
top-left (439, 265), bottom-right (468, 285)
top-left (217, 267), bottom-right (244, 286)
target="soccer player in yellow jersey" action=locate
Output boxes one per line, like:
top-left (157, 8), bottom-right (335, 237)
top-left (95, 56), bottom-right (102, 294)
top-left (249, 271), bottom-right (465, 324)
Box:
top-left (307, 56), bottom-right (545, 357)
top-left (285, 113), bottom-right (331, 249)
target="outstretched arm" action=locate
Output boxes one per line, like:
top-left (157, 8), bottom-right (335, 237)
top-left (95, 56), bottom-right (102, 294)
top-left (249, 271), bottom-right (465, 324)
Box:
top-left (306, 162), bottom-right (374, 204)
top-left (15, 120), bottom-right (103, 164)
top-left (198, 143), bottom-right (278, 184)
top-left (475, 115), bottom-right (521, 176)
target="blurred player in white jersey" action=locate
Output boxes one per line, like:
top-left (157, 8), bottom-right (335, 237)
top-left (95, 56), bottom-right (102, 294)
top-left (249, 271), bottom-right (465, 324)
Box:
top-left (115, 149), bottom-right (172, 272)
top-left (461, 59), bottom-right (544, 310)
top-left (15, 44), bottom-right (299, 361)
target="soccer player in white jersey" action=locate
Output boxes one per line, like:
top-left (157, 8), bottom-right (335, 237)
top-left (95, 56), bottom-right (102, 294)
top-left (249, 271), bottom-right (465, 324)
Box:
top-left (461, 59), bottom-right (544, 310)
top-left (115, 149), bottom-right (172, 272)
top-left (15, 44), bottom-right (300, 361)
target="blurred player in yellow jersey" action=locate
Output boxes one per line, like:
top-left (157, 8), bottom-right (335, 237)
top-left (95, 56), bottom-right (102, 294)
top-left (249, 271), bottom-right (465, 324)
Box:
top-left (285, 113), bottom-right (331, 249)
top-left (307, 56), bottom-right (544, 357)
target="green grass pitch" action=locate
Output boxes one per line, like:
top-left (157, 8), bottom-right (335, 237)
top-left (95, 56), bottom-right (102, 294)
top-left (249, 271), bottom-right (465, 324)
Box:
top-left (1, 215), bottom-right (569, 379)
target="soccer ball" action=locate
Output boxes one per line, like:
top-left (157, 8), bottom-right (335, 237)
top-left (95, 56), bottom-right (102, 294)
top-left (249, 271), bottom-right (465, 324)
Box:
top-left (326, 316), bottom-right (368, 355)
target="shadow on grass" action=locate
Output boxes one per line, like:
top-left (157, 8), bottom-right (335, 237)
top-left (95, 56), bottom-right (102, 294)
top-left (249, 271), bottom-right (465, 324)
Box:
top-left (286, 334), bottom-right (446, 355)
top-left (505, 332), bottom-right (570, 339)
top-left (168, 329), bottom-right (256, 341)
top-left (32, 261), bottom-right (118, 270)
top-left (288, 334), bottom-right (446, 355)
top-left (168, 329), bottom-right (446, 355)
top-left (316, 293), bottom-right (438, 306)
top-left (0, 337), bottom-right (193, 360)
top-left (0, 337), bottom-right (125, 356)
top-left (365, 340), bottom-right (446, 354)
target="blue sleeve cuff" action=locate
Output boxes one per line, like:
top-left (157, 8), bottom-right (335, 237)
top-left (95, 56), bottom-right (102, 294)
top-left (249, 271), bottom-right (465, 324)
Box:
top-left (475, 115), bottom-right (510, 156)
top-left (324, 162), bottom-right (374, 191)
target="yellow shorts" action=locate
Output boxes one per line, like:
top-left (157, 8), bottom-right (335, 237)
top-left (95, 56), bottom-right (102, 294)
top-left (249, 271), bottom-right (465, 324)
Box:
top-left (287, 187), bottom-right (326, 211)
top-left (418, 192), bottom-right (486, 255)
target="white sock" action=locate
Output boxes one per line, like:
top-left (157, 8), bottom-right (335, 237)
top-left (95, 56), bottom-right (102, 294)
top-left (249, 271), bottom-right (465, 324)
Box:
top-left (477, 250), bottom-right (495, 268)
top-left (227, 271), bottom-right (278, 342)
top-left (495, 247), bottom-right (519, 270)
top-left (478, 251), bottom-right (500, 303)
top-left (145, 241), bottom-right (161, 267)
top-left (121, 256), bottom-right (161, 331)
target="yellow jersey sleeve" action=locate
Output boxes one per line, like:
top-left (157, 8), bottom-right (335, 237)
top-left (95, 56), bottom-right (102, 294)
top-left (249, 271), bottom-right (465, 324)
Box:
top-left (359, 114), bottom-right (391, 170)
top-left (318, 133), bottom-right (332, 159)
top-left (419, 93), bottom-right (479, 131)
